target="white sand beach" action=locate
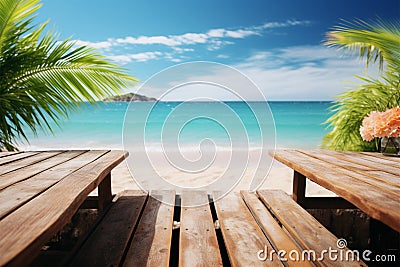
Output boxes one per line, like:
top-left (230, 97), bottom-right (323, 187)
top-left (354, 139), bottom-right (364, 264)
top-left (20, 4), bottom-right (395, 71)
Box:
top-left (108, 149), bottom-right (336, 197)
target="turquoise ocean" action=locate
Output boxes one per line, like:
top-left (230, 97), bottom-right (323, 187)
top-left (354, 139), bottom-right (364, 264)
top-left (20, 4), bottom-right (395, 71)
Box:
top-left (21, 101), bottom-right (332, 150)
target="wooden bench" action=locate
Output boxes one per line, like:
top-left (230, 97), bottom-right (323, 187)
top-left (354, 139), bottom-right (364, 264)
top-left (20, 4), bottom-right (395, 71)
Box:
top-left (0, 150), bottom-right (127, 267)
top-left (35, 190), bottom-right (365, 266)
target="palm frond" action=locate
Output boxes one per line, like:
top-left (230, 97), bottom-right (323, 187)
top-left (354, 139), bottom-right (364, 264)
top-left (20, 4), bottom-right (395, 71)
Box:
top-left (323, 74), bottom-right (400, 151)
top-left (325, 19), bottom-right (400, 72)
top-left (323, 19), bottom-right (400, 151)
top-left (0, 0), bottom-right (138, 150)
top-left (0, 0), bottom-right (41, 50)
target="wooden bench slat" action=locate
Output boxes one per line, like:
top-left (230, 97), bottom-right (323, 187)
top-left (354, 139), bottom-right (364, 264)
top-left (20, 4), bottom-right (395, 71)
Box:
top-left (69, 191), bottom-right (148, 267)
top-left (213, 192), bottom-right (282, 266)
top-left (257, 190), bottom-right (366, 267)
top-left (298, 150), bottom-right (400, 196)
top-left (0, 151), bottom-right (106, 219)
top-left (0, 151), bottom-right (38, 165)
top-left (179, 191), bottom-right (223, 267)
top-left (299, 150), bottom-right (400, 190)
top-left (361, 151), bottom-right (400, 165)
top-left (123, 190), bottom-right (175, 267)
top-left (273, 150), bottom-right (400, 232)
top-left (240, 191), bottom-right (314, 267)
top-left (0, 151), bottom-right (88, 190)
top-left (0, 150), bottom-right (126, 267)
top-left (298, 150), bottom-right (369, 171)
top-left (0, 151), bottom-right (20, 158)
top-left (327, 150), bottom-right (400, 177)
top-left (0, 151), bottom-right (60, 175)
top-left (298, 150), bottom-right (374, 171)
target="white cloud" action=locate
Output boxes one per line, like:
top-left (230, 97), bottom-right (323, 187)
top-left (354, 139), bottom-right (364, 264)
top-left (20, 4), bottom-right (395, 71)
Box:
top-left (108, 51), bottom-right (163, 63)
top-left (207, 29), bottom-right (225, 38)
top-left (116, 35), bottom-right (181, 46)
top-left (234, 46), bottom-right (379, 100)
top-left (73, 20), bottom-right (312, 67)
top-left (74, 39), bottom-right (114, 50)
top-left (74, 19), bottom-right (310, 51)
top-left (172, 47), bottom-right (194, 52)
top-left (207, 40), bottom-right (233, 51)
top-left (246, 51), bottom-right (271, 61)
top-left (225, 29), bottom-right (259, 38)
top-left (136, 46), bottom-right (379, 101)
top-left (261, 19), bottom-right (311, 29)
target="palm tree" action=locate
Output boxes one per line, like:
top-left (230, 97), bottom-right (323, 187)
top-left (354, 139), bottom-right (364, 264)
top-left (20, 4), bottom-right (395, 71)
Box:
top-left (322, 19), bottom-right (400, 151)
top-left (0, 0), bottom-right (137, 151)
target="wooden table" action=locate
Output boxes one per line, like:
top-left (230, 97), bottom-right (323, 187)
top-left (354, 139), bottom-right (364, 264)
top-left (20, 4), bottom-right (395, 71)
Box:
top-left (0, 150), bottom-right (127, 267)
top-left (271, 149), bottom-right (400, 233)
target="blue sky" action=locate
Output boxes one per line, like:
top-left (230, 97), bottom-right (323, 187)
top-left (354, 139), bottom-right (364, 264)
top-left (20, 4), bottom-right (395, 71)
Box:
top-left (38, 0), bottom-right (399, 100)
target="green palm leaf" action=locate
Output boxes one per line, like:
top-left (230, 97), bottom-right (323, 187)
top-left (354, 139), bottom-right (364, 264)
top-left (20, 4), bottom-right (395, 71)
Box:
top-left (325, 19), bottom-right (400, 72)
top-left (323, 20), bottom-right (400, 151)
top-left (0, 0), bottom-right (137, 150)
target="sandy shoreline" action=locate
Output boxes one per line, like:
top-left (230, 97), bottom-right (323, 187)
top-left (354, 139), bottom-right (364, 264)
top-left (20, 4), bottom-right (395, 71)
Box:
top-left (107, 149), bottom-right (335, 197)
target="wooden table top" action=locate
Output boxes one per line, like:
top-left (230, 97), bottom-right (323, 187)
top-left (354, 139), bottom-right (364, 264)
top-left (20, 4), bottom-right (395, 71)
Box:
top-left (0, 150), bottom-right (127, 266)
top-left (271, 149), bottom-right (400, 232)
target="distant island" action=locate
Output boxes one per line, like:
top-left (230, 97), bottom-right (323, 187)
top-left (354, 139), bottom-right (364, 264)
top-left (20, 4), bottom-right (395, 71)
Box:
top-left (103, 93), bottom-right (157, 102)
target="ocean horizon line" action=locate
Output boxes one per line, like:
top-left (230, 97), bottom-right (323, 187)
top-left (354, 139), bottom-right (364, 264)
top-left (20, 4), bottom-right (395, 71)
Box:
top-left (96, 100), bottom-right (334, 103)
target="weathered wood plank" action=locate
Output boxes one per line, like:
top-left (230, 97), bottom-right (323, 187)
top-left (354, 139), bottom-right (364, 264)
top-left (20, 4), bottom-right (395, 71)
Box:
top-left (0, 151), bottom-right (39, 166)
top-left (299, 150), bottom-right (400, 191)
top-left (0, 152), bottom-right (20, 158)
top-left (327, 150), bottom-right (400, 177)
top-left (257, 190), bottom-right (366, 267)
top-left (0, 150), bottom-right (87, 190)
top-left (213, 192), bottom-right (282, 266)
top-left (124, 190), bottom-right (175, 267)
top-left (241, 191), bottom-right (313, 267)
top-left (69, 190), bottom-right (148, 267)
top-left (0, 151), bottom-right (106, 219)
top-left (0, 151), bottom-right (62, 176)
top-left (179, 191), bottom-right (223, 267)
top-left (0, 150), bottom-right (127, 267)
top-left (273, 150), bottom-right (400, 232)
top-left (361, 151), bottom-right (400, 164)
top-left (298, 150), bottom-right (376, 171)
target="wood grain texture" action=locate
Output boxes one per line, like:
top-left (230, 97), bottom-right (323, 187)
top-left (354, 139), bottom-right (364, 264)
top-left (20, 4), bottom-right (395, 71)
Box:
top-left (0, 151), bottom-right (85, 190)
top-left (69, 190), bottom-right (148, 267)
top-left (272, 150), bottom-right (400, 232)
top-left (0, 151), bottom-right (20, 158)
top-left (328, 150), bottom-right (400, 176)
top-left (0, 151), bottom-right (60, 175)
top-left (0, 151), bottom-right (105, 219)
top-left (257, 190), bottom-right (366, 267)
top-left (241, 191), bottom-right (313, 267)
top-left (0, 150), bottom-right (127, 267)
top-left (299, 150), bottom-right (400, 191)
top-left (361, 151), bottom-right (400, 165)
top-left (0, 151), bottom-right (38, 165)
top-left (124, 190), bottom-right (175, 267)
top-left (179, 191), bottom-right (222, 267)
top-left (213, 192), bottom-right (282, 267)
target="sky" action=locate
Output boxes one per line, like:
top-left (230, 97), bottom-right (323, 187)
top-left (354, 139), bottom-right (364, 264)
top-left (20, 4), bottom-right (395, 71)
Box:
top-left (38, 0), bottom-right (400, 100)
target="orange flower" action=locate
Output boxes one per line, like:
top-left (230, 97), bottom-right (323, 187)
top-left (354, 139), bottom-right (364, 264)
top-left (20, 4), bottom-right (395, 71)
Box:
top-left (360, 107), bottom-right (400, 141)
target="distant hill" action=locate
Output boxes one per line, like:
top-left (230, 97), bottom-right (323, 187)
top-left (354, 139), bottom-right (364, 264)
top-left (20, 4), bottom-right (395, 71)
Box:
top-left (103, 93), bottom-right (157, 102)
